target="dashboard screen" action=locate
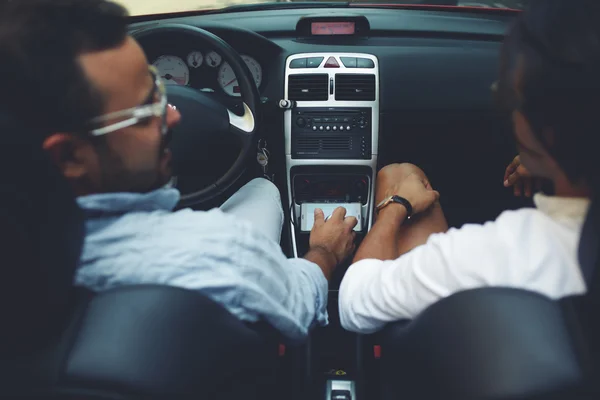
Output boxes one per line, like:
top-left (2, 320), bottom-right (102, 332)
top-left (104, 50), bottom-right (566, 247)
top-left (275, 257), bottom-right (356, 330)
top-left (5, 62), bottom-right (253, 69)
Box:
top-left (311, 22), bottom-right (356, 35)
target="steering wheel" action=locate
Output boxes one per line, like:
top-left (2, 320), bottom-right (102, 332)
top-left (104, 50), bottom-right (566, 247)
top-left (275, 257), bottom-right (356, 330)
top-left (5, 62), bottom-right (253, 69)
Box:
top-left (133, 24), bottom-right (260, 207)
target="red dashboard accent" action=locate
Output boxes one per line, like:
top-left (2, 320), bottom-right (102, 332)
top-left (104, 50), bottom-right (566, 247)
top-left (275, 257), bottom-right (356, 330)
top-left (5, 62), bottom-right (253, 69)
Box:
top-left (311, 21), bottom-right (356, 35)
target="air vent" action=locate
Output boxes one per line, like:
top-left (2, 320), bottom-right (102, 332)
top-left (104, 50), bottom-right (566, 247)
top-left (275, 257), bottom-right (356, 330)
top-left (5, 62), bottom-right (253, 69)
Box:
top-left (288, 74), bottom-right (329, 101)
top-left (335, 74), bottom-right (376, 101)
top-left (296, 136), bottom-right (352, 154)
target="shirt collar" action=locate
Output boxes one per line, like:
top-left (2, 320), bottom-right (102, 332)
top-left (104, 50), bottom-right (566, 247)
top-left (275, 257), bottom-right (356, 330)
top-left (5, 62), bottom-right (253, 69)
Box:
top-left (77, 187), bottom-right (181, 216)
top-left (534, 192), bottom-right (590, 229)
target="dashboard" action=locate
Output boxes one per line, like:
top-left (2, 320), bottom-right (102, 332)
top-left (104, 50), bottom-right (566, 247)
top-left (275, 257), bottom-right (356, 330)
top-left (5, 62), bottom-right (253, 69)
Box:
top-left (131, 6), bottom-right (516, 111)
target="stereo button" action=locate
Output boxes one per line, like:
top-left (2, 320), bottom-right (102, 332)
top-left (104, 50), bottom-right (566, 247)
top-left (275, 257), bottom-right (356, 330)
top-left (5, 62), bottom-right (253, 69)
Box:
top-left (341, 57), bottom-right (357, 68)
top-left (357, 58), bottom-right (375, 68)
top-left (307, 57), bottom-right (324, 68)
top-left (290, 58), bottom-right (307, 68)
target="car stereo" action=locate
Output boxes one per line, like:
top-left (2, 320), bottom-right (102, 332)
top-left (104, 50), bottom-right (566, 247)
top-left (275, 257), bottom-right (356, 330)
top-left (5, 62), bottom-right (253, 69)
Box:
top-left (291, 107), bottom-right (372, 159)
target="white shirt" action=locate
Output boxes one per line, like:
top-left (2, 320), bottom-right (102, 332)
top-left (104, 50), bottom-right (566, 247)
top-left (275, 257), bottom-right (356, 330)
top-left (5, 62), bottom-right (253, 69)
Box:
top-left (339, 194), bottom-right (591, 334)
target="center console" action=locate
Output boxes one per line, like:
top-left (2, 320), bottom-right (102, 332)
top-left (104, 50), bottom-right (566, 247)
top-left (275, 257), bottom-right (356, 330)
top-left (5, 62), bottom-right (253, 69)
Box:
top-left (283, 52), bottom-right (379, 259)
top-left (283, 52), bottom-right (379, 400)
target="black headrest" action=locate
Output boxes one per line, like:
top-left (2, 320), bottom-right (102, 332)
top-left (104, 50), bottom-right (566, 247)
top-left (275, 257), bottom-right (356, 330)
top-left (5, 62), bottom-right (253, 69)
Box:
top-left (0, 112), bottom-right (84, 357)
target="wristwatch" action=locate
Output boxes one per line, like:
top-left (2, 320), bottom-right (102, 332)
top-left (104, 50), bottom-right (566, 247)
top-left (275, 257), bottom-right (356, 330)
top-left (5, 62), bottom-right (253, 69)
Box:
top-left (375, 195), bottom-right (413, 219)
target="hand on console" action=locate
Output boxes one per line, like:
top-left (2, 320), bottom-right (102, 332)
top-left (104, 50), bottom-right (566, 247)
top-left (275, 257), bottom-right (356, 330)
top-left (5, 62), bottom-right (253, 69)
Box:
top-left (304, 207), bottom-right (357, 279)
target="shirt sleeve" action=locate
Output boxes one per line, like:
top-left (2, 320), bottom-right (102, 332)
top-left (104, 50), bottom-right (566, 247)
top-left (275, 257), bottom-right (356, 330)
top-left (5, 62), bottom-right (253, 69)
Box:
top-left (226, 233), bottom-right (330, 341)
top-left (160, 210), bottom-right (329, 343)
top-left (338, 211), bottom-right (531, 334)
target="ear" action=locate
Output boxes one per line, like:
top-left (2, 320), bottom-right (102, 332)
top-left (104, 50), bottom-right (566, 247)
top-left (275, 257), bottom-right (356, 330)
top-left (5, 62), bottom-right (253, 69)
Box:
top-left (42, 133), bottom-right (90, 180)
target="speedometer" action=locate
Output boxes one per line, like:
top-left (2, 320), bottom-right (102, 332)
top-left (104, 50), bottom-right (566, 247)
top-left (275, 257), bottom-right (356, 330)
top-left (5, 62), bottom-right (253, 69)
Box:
top-left (152, 55), bottom-right (189, 86)
top-left (217, 55), bottom-right (262, 97)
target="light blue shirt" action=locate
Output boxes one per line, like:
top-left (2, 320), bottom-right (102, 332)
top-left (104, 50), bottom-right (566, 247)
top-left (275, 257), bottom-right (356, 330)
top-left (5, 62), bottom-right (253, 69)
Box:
top-left (75, 188), bottom-right (328, 342)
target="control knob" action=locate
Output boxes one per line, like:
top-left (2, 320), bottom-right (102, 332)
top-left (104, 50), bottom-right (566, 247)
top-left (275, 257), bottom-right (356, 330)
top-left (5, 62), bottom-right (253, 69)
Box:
top-left (296, 117), bottom-right (307, 128)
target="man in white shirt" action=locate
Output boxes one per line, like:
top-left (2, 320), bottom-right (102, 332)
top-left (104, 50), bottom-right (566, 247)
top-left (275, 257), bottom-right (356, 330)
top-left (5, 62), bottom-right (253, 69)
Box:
top-left (339, 0), bottom-right (599, 334)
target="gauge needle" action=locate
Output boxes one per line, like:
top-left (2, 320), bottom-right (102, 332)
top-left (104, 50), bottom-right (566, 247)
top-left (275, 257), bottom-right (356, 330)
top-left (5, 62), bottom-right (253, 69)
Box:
top-left (163, 75), bottom-right (186, 85)
top-left (223, 77), bottom-right (237, 87)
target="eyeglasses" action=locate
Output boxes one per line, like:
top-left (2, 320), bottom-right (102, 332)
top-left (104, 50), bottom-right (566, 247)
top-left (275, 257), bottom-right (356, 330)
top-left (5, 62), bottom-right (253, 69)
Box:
top-left (88, 65), bottom-right (170, 137)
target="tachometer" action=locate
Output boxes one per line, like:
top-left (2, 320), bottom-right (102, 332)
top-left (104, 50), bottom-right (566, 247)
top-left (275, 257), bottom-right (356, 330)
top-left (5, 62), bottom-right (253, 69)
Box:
top-left (217, 55), bottom-right (262, 97)
top-left (152, 55), bottom-right (189, 86)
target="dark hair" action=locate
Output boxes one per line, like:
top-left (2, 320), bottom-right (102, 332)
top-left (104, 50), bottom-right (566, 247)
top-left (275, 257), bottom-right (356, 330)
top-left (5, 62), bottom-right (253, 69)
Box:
top-left (0, 0), bottom-right (129, 136)
top-left (496, 0), bottom-right (600, 190)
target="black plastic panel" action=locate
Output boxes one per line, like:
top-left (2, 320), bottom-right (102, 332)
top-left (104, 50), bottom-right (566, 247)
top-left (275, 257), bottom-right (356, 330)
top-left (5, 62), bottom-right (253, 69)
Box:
top-left (291, 107), bottom-right (372, 159)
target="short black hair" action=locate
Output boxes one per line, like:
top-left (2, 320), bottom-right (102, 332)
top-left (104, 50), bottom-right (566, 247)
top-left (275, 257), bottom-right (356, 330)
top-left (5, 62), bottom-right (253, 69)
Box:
top-left (0, 0), bottom-right (129, 136)
top-left (496, 0), bottom-right (600, 191)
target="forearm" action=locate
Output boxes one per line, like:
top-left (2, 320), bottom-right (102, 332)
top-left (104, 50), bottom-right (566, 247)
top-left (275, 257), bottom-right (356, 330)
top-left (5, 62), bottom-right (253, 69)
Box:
top-left (354, 202), bottom-right (448, 263)
top-left (353, 206), bottom-right (406, 262)
top-left (304, 246), bottom-right (337, 280)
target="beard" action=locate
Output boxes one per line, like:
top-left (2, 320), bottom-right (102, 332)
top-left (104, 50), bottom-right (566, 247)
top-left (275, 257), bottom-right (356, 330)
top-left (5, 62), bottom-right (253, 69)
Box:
top-left (94, 131), bottom-right (174, 194)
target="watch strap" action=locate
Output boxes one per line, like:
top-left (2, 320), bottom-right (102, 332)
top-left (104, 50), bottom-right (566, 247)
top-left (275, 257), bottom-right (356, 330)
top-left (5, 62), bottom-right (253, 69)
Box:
top-left (376, 195), bottom-right (413, 218)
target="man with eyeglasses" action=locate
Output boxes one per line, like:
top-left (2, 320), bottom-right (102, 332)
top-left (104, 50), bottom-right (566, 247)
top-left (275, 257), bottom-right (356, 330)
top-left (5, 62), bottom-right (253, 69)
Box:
top-left (339, 0), bottom-right (598, 333)
top-left (0, 0), bottom-right (357, 342)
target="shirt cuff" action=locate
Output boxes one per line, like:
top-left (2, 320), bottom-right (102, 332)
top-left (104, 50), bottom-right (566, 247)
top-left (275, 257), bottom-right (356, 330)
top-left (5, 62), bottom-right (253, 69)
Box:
top-left (288, 258), bottom-right (329, 327)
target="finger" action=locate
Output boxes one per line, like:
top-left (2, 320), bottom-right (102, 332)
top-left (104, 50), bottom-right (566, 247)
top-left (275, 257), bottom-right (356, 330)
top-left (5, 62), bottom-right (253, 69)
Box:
top-left (514, 181), bottom-right (522, 196)
top-left (524, 179), bottom-right (533, 197)
top-left (423, 178), bottom-right (432, 190)
top-left (505, 172), bottom-right (521, 187)
top-left (344, 216), bottom-right (358, 230)
top-left (504, 156), bottom-right (520, 181)
top-left (331, 206), bottom-right (347, 221)
top-left (516, 164), bottom-right (530, 178)
top-left (314, 208), bottom-right (325, 225)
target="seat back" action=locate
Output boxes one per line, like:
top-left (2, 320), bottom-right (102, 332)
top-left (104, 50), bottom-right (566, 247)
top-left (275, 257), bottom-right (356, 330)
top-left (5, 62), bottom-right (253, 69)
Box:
top-left (0, 112), bottom-right (83, 357)
top-left (2, 286), bottom-right (278, 399)
top-left (379, 288), bottom-right (591, 400)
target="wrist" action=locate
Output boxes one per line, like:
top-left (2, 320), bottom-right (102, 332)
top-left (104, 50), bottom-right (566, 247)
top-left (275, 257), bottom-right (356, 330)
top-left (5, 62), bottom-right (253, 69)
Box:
top-left (309, 245), bottom-right (339, 265)
top-left (305, 245), bottom-right (338, 279)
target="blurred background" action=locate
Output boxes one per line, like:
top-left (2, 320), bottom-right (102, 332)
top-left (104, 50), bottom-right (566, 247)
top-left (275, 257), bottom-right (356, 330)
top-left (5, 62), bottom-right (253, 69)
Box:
top-left (116, 0), bottom-right (527, 16)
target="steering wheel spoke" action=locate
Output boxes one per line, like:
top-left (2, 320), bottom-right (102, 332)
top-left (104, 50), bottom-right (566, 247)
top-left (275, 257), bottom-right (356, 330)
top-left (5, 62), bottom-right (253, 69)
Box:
top-left (228, 102), bottom-right (255, 140)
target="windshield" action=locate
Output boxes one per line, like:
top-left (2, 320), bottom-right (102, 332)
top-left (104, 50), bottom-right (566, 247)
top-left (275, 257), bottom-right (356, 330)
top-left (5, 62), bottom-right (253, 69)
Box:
top-left (117, 0), bottom-right (526, 16)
